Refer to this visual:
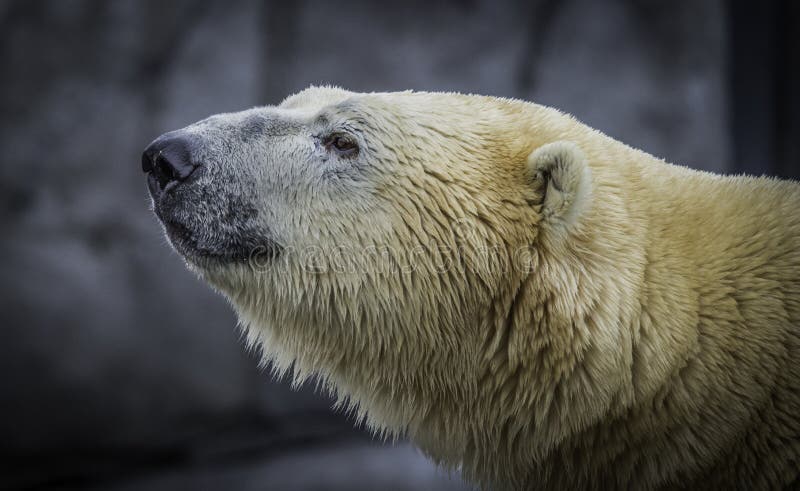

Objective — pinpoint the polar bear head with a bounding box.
[142,86,598,485]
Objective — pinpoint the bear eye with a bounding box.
[323,133,359,156]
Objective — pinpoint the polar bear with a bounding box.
[142,86,800,490]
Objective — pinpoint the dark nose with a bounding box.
[141,133,200,195]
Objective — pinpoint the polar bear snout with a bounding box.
[141,131,203,200]
[141,124,278,266]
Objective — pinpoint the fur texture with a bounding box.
[146,87,800,490]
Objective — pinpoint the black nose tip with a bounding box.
[142,133,200,195]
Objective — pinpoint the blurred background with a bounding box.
[0,1,797,490]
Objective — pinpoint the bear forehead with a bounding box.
[278,86,505,122]
[280,85,357,110]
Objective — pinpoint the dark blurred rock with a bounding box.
[0,0,727,489]
[96,443,469,491]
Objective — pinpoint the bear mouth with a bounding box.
[158,213,281,267]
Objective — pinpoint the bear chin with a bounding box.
[162,218,282,267]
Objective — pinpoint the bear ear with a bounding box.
[528,141,592,232]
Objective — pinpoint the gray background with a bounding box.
[0,1,797,490]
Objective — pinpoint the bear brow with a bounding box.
[317,98,366,123]
[316,114,330,126]
[316,111,373,136]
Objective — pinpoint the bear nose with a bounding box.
[142,133,200,196]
